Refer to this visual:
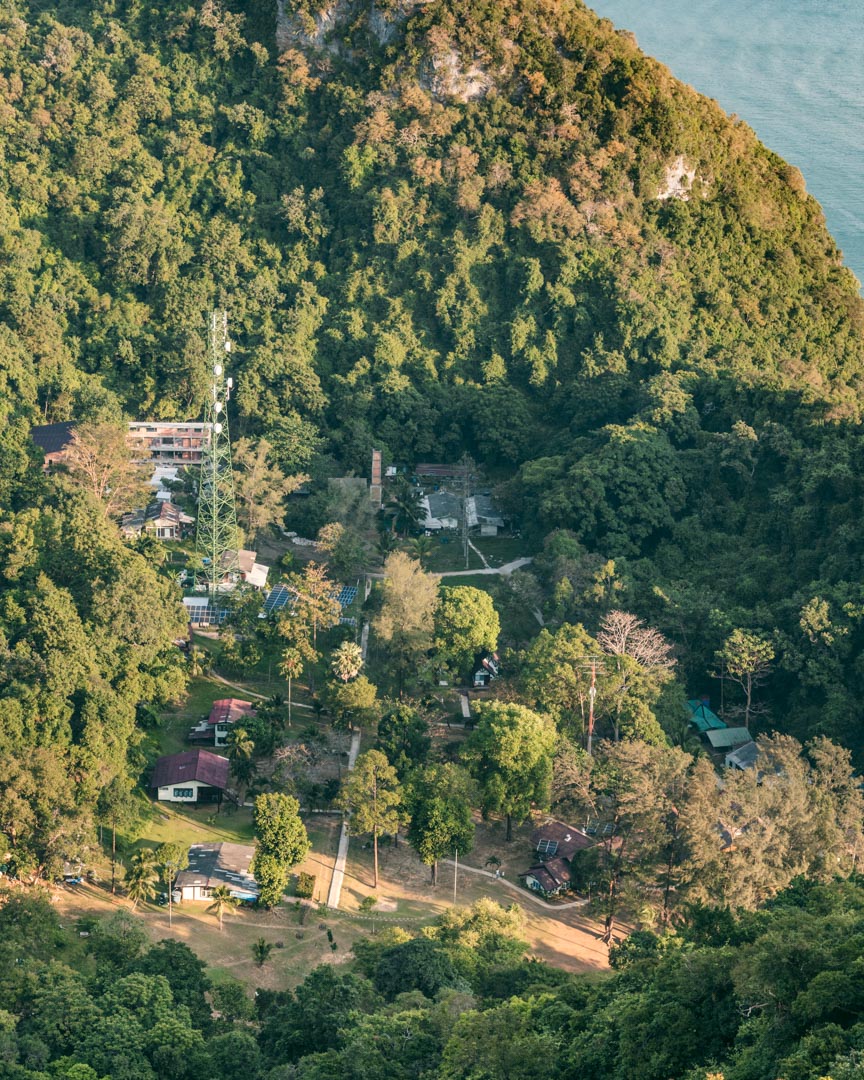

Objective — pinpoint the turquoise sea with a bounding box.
[588,0,864,286]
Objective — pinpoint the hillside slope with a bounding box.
[2,0,864,745]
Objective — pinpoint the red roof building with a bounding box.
[208,699,256,726]
[150,749,229,804]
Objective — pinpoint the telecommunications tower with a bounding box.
[196,310,239,596]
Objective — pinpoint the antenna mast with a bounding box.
[196,310,239,597]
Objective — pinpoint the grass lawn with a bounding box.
[132,801,257,851]
[469,535,532,567]
[421,539,487,573]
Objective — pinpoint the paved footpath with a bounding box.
[326,728,361,909]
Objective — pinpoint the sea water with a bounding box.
[588,0,864,286]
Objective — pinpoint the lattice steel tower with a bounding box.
[196,310,239,596]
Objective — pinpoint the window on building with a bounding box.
[173,787,194,799]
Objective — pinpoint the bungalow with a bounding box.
[221,548,270,589]
[121,500,194,541]
[531,819,595,861]
[188,698,256,747]
[150,749,229,805]
[173,842,259,903]
[520,857,573,898]
[466,493,507,536]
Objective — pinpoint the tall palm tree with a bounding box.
[207,885,239,930]
[387,480,425,537]
[126,850,158,908]
[279,648,304,728]
[331,641,363,683]
[227,727,257,804]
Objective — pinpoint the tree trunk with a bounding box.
[393,828,399,849]
[431,861,437,885]
[288,677,292,728]
[506,814,513,842]
[373,829,379,889]
[111,819,117,895]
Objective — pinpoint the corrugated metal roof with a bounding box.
[706,726,752,749]
[687,699,726,731]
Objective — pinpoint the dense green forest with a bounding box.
[3,881,864,1079]
[3,0,864,1073]
[3,0,864,751]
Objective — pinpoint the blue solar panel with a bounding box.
[264,583,291,614]
[335,585,358,609]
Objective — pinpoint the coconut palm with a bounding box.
[227,727,257,803]
[252,938,273,967]
[407,535,434,567]
[126,850,158,908]
[387,480,425,537]
[279,647,304,728]
[330,641,363,683]
[207,885,239,930]
[188,645,208,677]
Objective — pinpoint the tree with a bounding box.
[233,436,307,539]
[337,750,402,888]
[279,647,304,727]
[463,702,557,841]
[252,793,310,907]
[408,535,434,567]
[434,586,500,675]
[326,674,379,730]
[156,843,189,926]
[716,629,775,726]
[97,773,139,895]
[375,704,431,779]
[188,645,209,677]
[331,640,363,682]
[372,552,439,694]
[208,885,239,931]
[125,850,158,908]
[284,561,341,651]
[252,938,274,967]
[598,610,676,742]
[406,764,475,884]
[63,421,150,516]
[385,479,425,537]
[226,726,256,801]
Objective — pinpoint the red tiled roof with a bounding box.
[208,698,256,726]
[150,749,229,790]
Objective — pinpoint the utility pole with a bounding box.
[196,310,239,597]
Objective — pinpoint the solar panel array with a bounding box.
[184,599,230,625]
[335,585,358,608]
[263,583,291,615]
[536,838,558,856]
[262,581,357,618]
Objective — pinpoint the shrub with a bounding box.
[295,872,316,899]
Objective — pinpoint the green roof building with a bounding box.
[686,698,726,732]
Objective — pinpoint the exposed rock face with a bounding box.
[275,0,351,53]
[657,155,697,201]
[276,0,430,54]
[421,44,494,102]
